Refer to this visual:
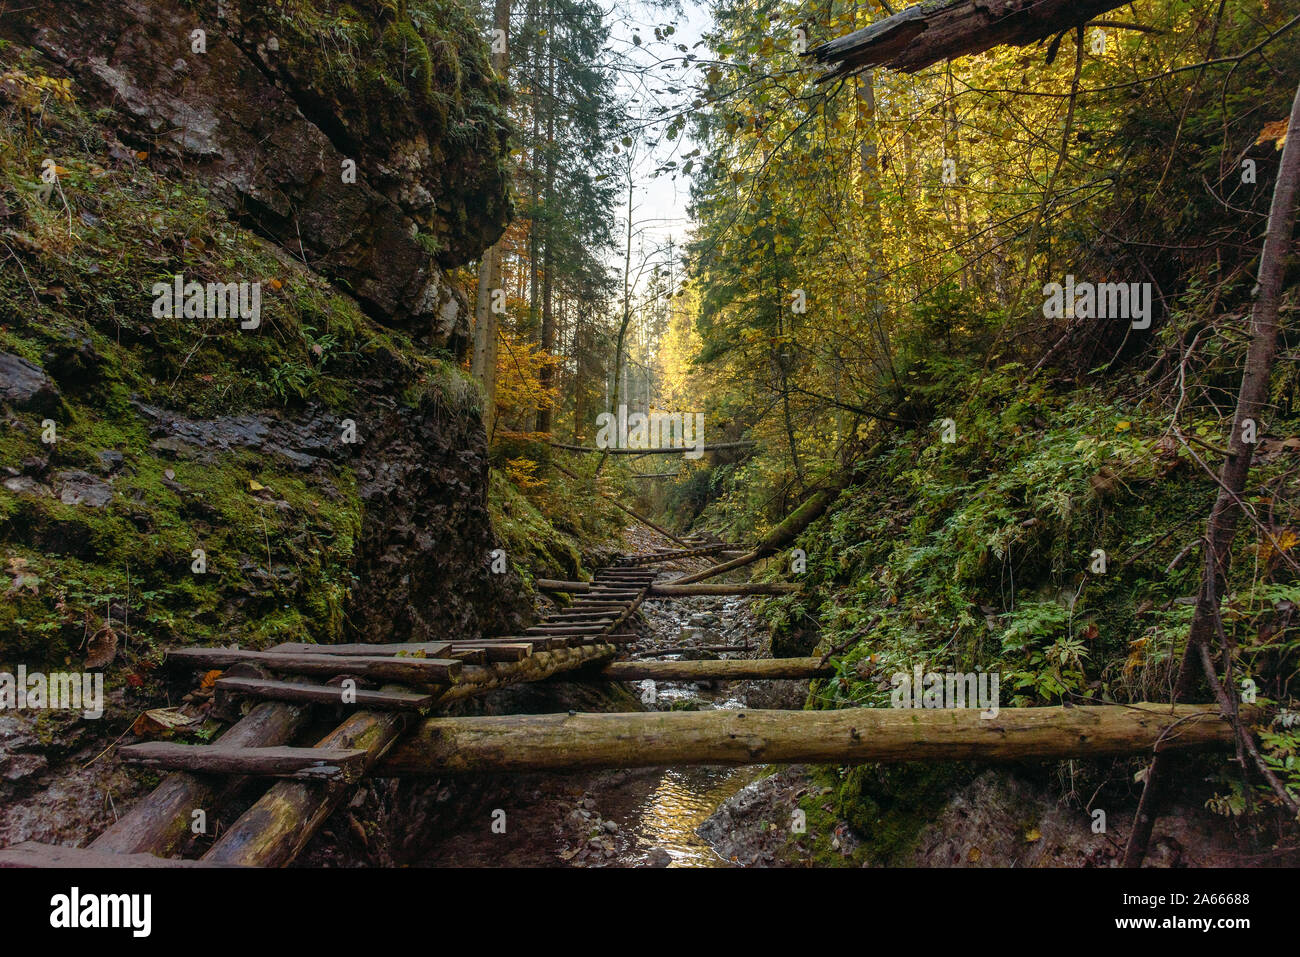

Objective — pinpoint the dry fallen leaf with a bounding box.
[84,624,118,669]
[1024,826,1042,843]
[131,707,197,738]
[968,846,982,863]
[1257,117,1290,151]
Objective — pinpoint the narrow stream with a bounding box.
[413,572,806,867]
[621,765,762,866]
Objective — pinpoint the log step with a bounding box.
[270,641,452,658]
[214,676,435,710]
[448,641,534,662]
[526,624,608,635]
[166,647,460,684]
[119,743,368,781]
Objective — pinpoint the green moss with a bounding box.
[0,49,374,666]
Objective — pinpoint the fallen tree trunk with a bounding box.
[670,481,844,586]
[377,704,1234,775]
[536,579,800,596]
[805,0,1130,78]
[653,582,799,596]
[633,644,751,658]
[552,461,689,546]
[551,441,754,454]
[600,658,832,681]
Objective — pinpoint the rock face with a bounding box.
[0,0,528,852]
[0,0,511,343]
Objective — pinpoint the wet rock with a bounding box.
[55,470,112,507]
[645,847,672,867]
[602,820,619,834]
[0,351,59,412]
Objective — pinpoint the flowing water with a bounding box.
[414,577,802,867]
[619,765,762,866]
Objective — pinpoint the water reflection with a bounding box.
[627,766,760,867]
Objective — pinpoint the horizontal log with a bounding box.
[214,677,435,710]
[270,641,452,658]
[448,641,533,662]
[0,841,242,868]
[537,579,799,597]
[165,648,460,684]
[377,704,1235,775]
[652,582,799,596]
[118,743,368,781]
[550,441,754,454]
[526,624,608,635]
[600,658,832,681]
[633,644,751,658]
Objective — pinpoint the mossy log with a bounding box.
[377,704,1235,775]
[670,483,843,585]
[434,643,617,705]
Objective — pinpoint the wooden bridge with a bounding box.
[0,539,1237,868]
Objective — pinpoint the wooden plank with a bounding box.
[526,624,608,635]
[214,676,434,711]
[448,641,533,662]
[0,841,242,868]
[444,647,488,665]
[118,743,368,781]
[166,648,460,684]
[271,641,452,658]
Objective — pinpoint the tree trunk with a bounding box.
[377,704,1235,776]
[470,0,512,432]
